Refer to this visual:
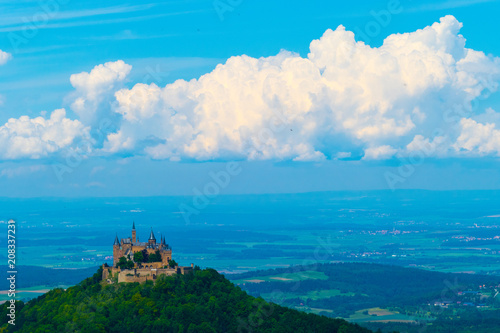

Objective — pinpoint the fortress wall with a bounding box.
[102,266,121,282]
[131,246,145,253]
[119,272,152,283]
[112,248,125,265]
[161,250,172,265]
[155,268,177,276]
[178,266,194,275]
[103,264,192,284]
[140,262,165,269]
[102,267,109,280]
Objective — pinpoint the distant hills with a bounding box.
[0,266,372,333]
[0,266,99,290]
[5,262,500,332]
[229,262,500,332]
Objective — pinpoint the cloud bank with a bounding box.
[2,15,500,161]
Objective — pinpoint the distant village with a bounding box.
[433,287,500,309]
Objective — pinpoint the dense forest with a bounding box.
[231,262,500,332]
[233,262,500,313]
[0,267,373,333]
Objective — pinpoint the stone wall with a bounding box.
[102,264,192,284]
[161,250,172,266]
[112,246,125,266]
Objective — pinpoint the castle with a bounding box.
[102,222,193,283]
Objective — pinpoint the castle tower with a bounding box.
[113,234,121,266]
[132,221,136,243]
[148,228,156,246]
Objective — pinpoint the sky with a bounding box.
[1,0,500,197]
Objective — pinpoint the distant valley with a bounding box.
[229,262,500,332]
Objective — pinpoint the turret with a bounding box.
[113,234,121,267]
[113,234,120,247]
[148,228,156,245]
[132,221,136,243]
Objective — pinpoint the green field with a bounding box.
[232,270,328,284]
[347,308,419,323]
[0,285,71,303]
[261,288,355,301]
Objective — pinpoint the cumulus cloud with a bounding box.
[69,60,132,125]
[1,15,500,162]
[0,50,11,65]
[406,134,449,157]
[453,117,500,155]
[0,109,89,159]
[101,15,500,161]
[363,145,398,160]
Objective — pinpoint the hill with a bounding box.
[229,262,500,332]
[0,266,372,333]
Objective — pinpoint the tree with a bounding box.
[117,257,127,269]
[141,249,149,263]
[0,267,373,333]
[134,251,144,263]
[117,256,134,269]
[148,250,162,263]
[169,259,178,267]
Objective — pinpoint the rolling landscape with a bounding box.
[2,0,500,331]
[2,191,500,331]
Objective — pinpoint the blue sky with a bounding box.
[0,0,500,196]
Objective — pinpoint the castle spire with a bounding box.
[149,228,156,241]
[113,234,120,246]
[132,221,137,243]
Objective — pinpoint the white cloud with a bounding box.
[0,109,89,159]
[453,118,500,155]
[0,49,11,65]
[99,15,500,161]
[335,152,352,159]
[363,145,398,160]
[406,134,449,157]
[90,166,105,176]
[2,15,500,162]
[69,60,132,125]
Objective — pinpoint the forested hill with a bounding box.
[0,267,372,333]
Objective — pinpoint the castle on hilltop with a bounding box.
[102,222,193,283]
[112,221,172,267]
